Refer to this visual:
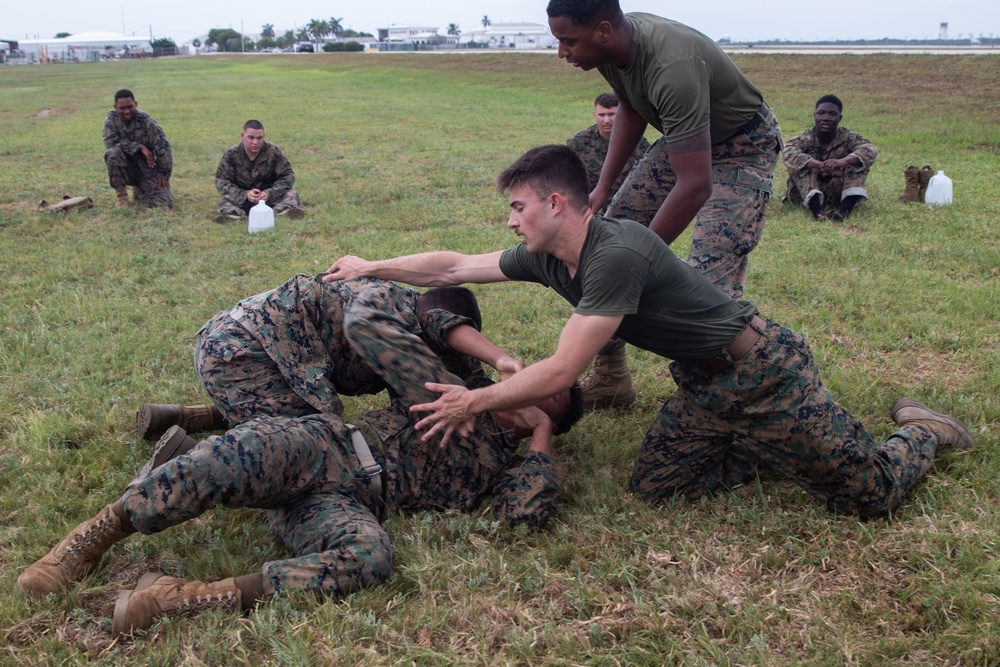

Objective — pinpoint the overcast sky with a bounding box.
[6,0,998,44]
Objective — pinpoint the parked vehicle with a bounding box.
[295,43,314,52]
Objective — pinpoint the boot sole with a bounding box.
[131,426,195,484]
[151,426,194,469]
[136,405,167,441]
[890,398,974,451]
[113,572,165,637]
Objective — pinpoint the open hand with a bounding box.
[410,382,477,447]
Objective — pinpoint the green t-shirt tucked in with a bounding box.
[597,13,763,144]
[499,216,759,363]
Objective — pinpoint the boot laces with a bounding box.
[167,589,240,617]
[61,514,114,565]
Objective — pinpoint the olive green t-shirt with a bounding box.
[499,216,758,363]
[597,13,763,144]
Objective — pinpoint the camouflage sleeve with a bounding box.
[844,130,878,169]
[418,309,479,349]
[102,111,141,154]
[566,132,586,153]
[148,118,172,179]
[215,148,248,206]
[262,145,295,203]
[343,285,464,406]
[490,450,568,528]
[781,129,815,172]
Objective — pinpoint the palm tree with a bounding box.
[328,17,344,38]
[447,23,461,36]
[307,19,329,44]
[261,23,275,39]
[481,15,491,30]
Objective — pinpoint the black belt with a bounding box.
[720,102,769,143]
[692,315,766,379]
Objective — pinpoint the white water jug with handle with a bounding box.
[248,200,275,233]
[924,171,953,205]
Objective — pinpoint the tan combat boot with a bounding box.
[579,348,637,409]
[136,404,227,441]
[17,501,134,599]
[114,186,129,208]
[132,426,199,483]
[899,166,920,202]
[917,165,934,203]
[113,573,245,636]
[890,398,974,451]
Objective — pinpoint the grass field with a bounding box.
[1,52,998,665]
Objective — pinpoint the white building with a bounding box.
[378,25,441,45]
[462,23,557,49]
[13,32,152,63]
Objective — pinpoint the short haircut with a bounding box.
[243,119,265,132]
[553,383,584,436]
[546,0,623,28]
[815,94,843,112]
[594,92,619,109]
[114,89,135,102]
[417,286,483,331]
[497,145,590,212]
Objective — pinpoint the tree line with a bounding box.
[202,19,373,53]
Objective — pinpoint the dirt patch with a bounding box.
[32,107,72,118]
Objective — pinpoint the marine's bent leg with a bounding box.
[605,137,676,227]
[629,387,735,501]
[265,493,392,595]
[122,415,351,533]
[194,312,321,426]
[688,112,779,300]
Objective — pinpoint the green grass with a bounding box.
[1,53,998,665]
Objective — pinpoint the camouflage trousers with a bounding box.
[783,165,870,212]
[104,147,174,208]
[194,311,340,426]
[217,189,301,218]
[121,413,392,597]
[607,108,781,300]
[629,320,939,518]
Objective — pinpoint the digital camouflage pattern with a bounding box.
[195,275,480,426]
[215,142,299,216]
[607,108,781,300]
[122,295,566,597]
[567,124,651,197]
[782,126,878,212]
[629,320,939,518]
[102,109,174,208]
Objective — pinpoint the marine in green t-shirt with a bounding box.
[546,0,784,408]
[321,144,974,520]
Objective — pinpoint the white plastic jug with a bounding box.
[924,171,953,206]
[248,200,275,233]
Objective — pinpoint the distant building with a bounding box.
[14,32,152,63]
[462,23,557,49]
[0,38,19,63]
[374,24,459,51]
[939,22,949,40]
